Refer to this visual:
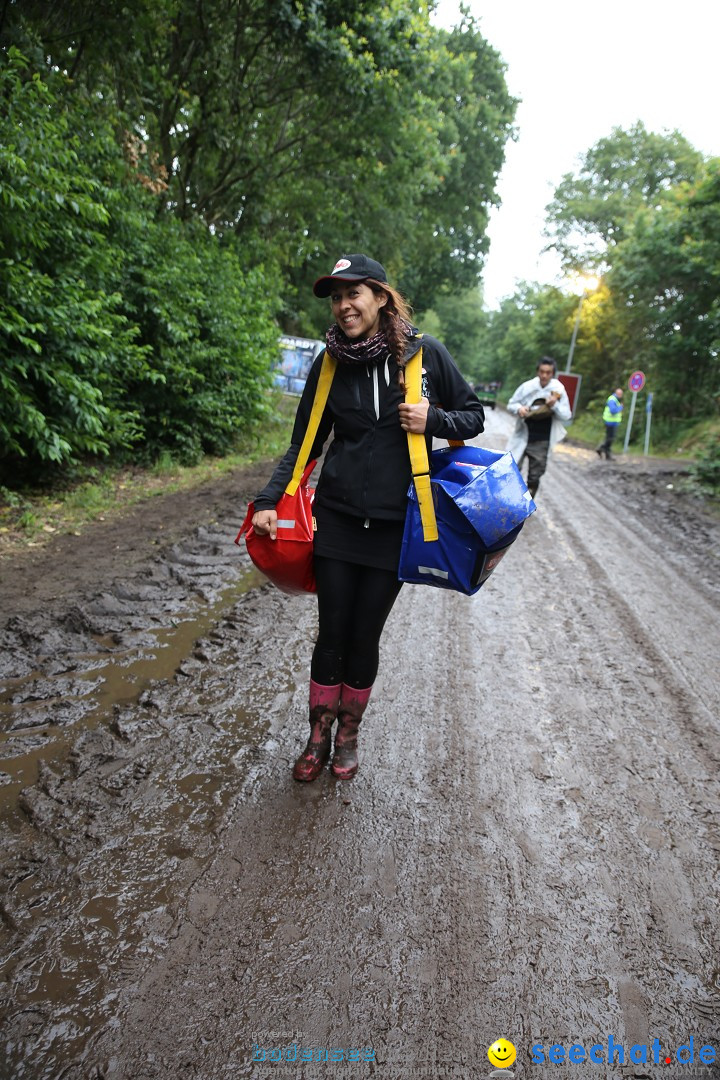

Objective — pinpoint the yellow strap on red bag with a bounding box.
[251,342,455,553]
[284,351,337,496]
[235,350,337,594]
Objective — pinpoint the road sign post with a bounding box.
[644,392,653,456]
[623,371,646,454]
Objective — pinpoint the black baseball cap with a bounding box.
[313,254,388,297]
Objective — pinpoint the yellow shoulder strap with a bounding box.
[285,350,337,495]
[405,345,438,542]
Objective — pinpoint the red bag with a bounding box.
[236,460,317,594]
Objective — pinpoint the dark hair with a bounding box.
[537,356,557,374]
[367,280,414,379]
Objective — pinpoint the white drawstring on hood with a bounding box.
[367,355,391,420]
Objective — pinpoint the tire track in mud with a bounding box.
[77,592,505,1078]
[2,440,719,1079]
[79,458,720,1078]
[495,462,720,1060]
[546,460,720,755]
[0,583,322,1080]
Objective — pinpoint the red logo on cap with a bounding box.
[332,259,352,274]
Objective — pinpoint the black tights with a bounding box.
[311,556,403,689]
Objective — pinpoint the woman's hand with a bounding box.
[252,509,278,539]
[398,398,429,434]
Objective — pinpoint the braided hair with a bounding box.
[368,281,414,389]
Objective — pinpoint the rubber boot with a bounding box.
[331,684,372,780]
[528,482,538,499]
[292,680,341,782]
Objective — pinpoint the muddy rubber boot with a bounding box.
[292,680,341,783]
[331,684,372,780]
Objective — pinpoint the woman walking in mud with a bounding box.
[251,254,485,781]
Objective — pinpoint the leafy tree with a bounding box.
[114,214,280,463]
[0,48,281,479]
[690,435,720,494]
[479,284,578,395]
[8,1,516,316]
[610,160,720,418]
[393,12,517,312]
[477,279,641,417]
[1,2,519,483]
[287,10,516,332]
[0,50,150,471]
[420,287,487,382]
[9,1,437,234]
[545,121,705,273]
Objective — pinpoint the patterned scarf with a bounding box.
[325,323,390,366]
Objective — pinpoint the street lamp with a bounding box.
[565,274,599,374]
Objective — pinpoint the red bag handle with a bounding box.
[236,458,317,543]
[295,458,317,489]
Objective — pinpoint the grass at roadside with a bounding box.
[565,409,720,460]
[0,394,297,558]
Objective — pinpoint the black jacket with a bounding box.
[254,333,485,522]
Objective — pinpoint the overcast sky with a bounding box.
[432,0,720,308]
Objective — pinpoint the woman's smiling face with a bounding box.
[331,281,387,340]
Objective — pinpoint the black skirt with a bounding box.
[313,502,405,573]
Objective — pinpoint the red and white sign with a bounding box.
[558,372,582,416]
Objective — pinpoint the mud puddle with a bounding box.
[0,578,316,1080]
[0,511,298,1078]
[1,433,719,1079]
[0,562,264,808]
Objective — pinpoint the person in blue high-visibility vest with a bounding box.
[596,387,624,460]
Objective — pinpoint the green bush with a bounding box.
[0,50,150,472]
[114,214,279,463]
[690,435,720,494]
[0,50,281,482]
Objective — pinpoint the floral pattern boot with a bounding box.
[331,684,372,780]
[292,680,342,782]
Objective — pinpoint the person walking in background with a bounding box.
[506,357,572,499]
[596,387,624,460]
[251,254,485,782]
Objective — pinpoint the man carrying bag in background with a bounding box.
[506,357,572,499]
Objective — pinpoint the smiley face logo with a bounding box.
[488,1038,517,1069]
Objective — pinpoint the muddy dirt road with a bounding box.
[1,408,719,1080]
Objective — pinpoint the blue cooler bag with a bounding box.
[399,445,536,595]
